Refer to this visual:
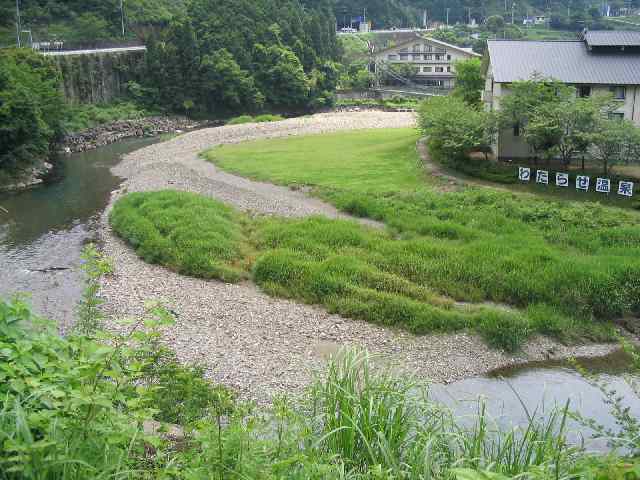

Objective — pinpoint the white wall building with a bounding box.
[484,30,640,159]
[373,33,480,89]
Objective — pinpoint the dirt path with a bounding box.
[100,111,617,404]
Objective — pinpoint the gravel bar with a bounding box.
[99,111,618,405]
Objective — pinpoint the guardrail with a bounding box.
[32,39,145,53]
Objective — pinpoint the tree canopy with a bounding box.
[134,0,339,115]
[0,48,65,172]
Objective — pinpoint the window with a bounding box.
[609,112,625,121]
[423,66,432,72]
[435,66,444,73]
[513,123,521,137]
[387,54,398,60]
[424,54,432,60]
[425,45,432,52]
[447,66,451,72]
[413,44,421,52]
[435,54,442,60]
[578,85,591,98]
[610,86,626,100]
[447,54,451,60]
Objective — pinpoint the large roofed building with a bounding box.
[484,31,640,159]
[373,33,480,89]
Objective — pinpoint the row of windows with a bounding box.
[389,53,452,61]
[410,44,446,53]
[421,66,451,73]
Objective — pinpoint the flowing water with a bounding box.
[0,137,158,333]
[0,137,638,449]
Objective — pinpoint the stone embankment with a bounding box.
[61,116,210,153]
[99,111,619,405]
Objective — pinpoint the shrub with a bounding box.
[418,96,497,159]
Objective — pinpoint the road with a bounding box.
[42,46,146,56]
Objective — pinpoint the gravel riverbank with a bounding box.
[99,111,619,404]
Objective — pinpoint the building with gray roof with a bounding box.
[484,31,640,159]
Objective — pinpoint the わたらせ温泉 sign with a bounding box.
[518,167,634,197]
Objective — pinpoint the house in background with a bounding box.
[483,30,640,159]
[373,33,480,89]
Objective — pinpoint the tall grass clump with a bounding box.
[306,349,584,479]
[109,190,248,282]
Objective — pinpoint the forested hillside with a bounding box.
[0,0,185,46]
[133,0,339,114]
[329,0,639,29]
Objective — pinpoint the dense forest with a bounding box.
[331,0,640,28]
[133,0,340,114]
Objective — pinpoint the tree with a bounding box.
[485,15,505,33]
[199,49,264,112]
[524,96,604,165]
[418,95,496,159]
[498,77,574,144]
[591,119,640,176]
[0,49,65,173]
[452,58,484,106]
[253,43,310,109]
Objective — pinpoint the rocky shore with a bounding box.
[98,111,620,405]
[61,116,210,153]
[0,161,54,193]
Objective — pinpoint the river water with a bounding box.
[0,137,638,449]
[0,137,158,333]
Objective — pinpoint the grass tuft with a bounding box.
[109,190,248,282]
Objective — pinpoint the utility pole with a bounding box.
[120,0,125,38]
[15,0,21,47]
[467,7,472,25]
[446,7,450,26]
[512,2,516,24]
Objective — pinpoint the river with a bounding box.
[0,137,637,450]
[0,137,158,333]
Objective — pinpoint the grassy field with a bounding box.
[206,128,424,193]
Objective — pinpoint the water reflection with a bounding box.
[433,352,639,451]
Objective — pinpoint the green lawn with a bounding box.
[205,128,424,193]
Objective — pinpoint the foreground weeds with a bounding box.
[2,299,637,479]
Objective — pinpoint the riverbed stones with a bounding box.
[98,111,619,405]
